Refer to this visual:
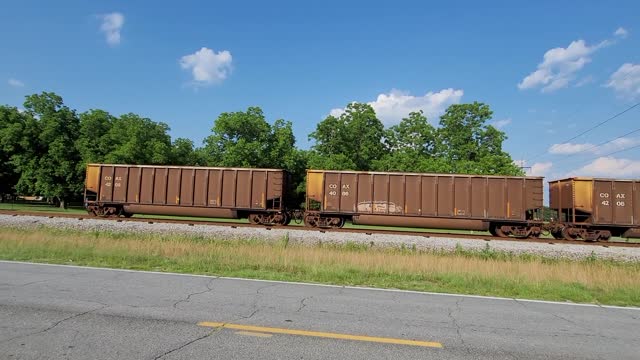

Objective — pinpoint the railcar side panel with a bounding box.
[471,177,486,218]
[306,170,543,224]
[405,175,421,215]
[507,178,522,219]
[550,178,639,226]
[454,177,470,217]
[99,166,114,202]
[487,178,505,219]
[340,173,357,212]
[421,176,437,216]
[438,177,454,217]
[126,167,141,203]
[86,164,288,218]
[153,168,168,204]
[140,168,154,204]
[193,169,208,206]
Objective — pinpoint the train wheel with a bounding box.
[561,227,578,241]
[489,226,498,237]
[276,212,291,226]
[248,214,263,225]
[303,214,318,228]
[330,217,345,229]
[491,224,508,237]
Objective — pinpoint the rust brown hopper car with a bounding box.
[549,177,640,240]
[304,169,544,237]
[84,164,291,225]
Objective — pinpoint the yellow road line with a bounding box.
[198,322,442,348]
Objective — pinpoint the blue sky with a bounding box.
[1,0,639,179]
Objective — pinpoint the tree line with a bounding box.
[0,92,523,207]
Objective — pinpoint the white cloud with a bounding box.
[8,78,24,87]
[548,137,640,155]
[549,142,594,155]
[518,38,612,92]
[99,12,124,46]
[614,27,628,38]
[490,118,511,129]
[530,162,553,176]
[574,75,595,87]
[514,160,553,176]
[574,157,640,177]
[605,63,640,98]
[328,88,464,125]
[180,47,233,86]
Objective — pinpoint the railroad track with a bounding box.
[1,210,639,248]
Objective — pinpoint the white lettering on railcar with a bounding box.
[341,191,350,196]
[616,193,626,199]
[599,193,609,198]
[328,191,337,196]
[104,176,112,181]
[616,201,625,207]
[601,200,609,206]
[328,183,338,189]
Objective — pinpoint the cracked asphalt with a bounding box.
[0,261,638,359]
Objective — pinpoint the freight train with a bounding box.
[84,164,640,241]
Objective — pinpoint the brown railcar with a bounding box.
[84,164,290,225]
[549,177,640,240]
[305,169,544,237]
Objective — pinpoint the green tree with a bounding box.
[202,107,301,169]
[12,92,83,208]
[77,109,116,164]
[308,102,384,171]
[202,107,307,204]
[437,102,523,175]
[0,106,26,200]
[203,107,272,167]
[170,137,205,165]
[104,113,173,165]
[373,110,450,172]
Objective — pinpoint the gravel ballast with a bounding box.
[1,214,639,262]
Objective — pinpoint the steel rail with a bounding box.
[1,210,639,248]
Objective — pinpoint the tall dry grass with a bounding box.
[1,226,639,305]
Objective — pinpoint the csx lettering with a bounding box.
[342,184,350,189]
[616,193,626,199]
[115,176,122,181]
[329,191,337,196]
[328,184,338,189]
[104,176,112,181]
[617,201,625,207]
[341,191,350,196]
[599,193,609,198]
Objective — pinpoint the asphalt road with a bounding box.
[0,261,638,359]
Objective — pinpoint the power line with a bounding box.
[550,126,640,163]
[583,127,640,154]
[525,101,640,163]
[568,143,640,176]
[599,143,640,158]
[562,102,640,143]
